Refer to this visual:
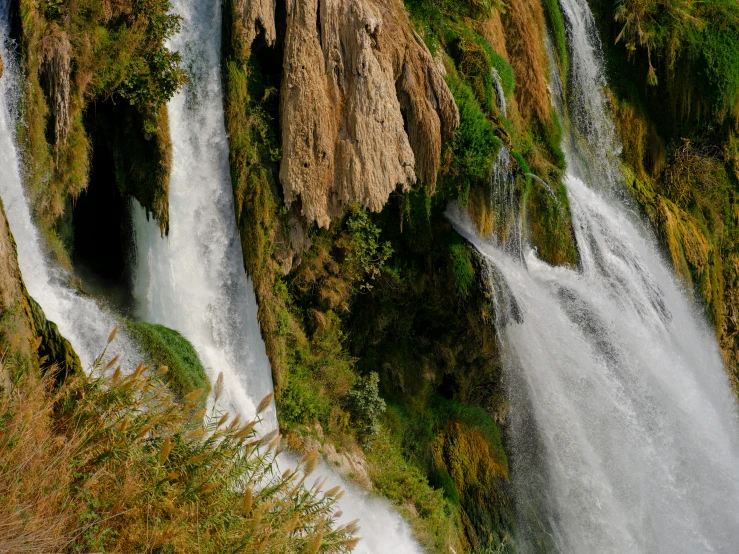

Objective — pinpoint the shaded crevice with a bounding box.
[71,106,134,310]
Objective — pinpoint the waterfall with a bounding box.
[449,0,739,552]
[131,0,424,551]
[0,0,138,369]
[491,67,507,117]
[489,145,522,259]
[557,0,622,190]
[130,0,275,426]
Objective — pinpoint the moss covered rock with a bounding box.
[126,321,209,403]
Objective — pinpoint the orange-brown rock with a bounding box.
[234,0,277,47]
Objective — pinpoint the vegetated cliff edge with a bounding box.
[222,0,576,550]
[0,195,80,382]
[14,0,184,265]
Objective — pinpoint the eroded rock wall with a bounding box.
[238,0,459,228]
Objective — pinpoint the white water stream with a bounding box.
[130,0,424,551]
[449,0,739,552]
[0,1,138,369]
[130,0,274,426]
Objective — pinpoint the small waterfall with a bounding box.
[489,145,523,259]
[557,0,622,189]
[131,0,425,551]
[0,0,138,369]
[449,0,739,552]
[491,67,507,117]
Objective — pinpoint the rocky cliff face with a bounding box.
[0,199,80,380]
[239,0,459,228]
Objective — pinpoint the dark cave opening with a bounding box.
[71,102,135,312]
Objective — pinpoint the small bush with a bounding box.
[445,74,500,199]
[346,372,386,447]
[344,206,393,292]
[448,239,476,299]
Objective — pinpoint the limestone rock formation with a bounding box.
[235,0,277,47]
[38,24,71,148]
[237,0,459,228]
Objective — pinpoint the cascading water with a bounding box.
[491,67,507,118]
[130,0,274,426]
[0,0,138,369]
[131,0,424,551]
[449,0,739,552]
[489,145,523,259]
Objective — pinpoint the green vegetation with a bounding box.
[346,372,386,447]
[542,0,569,78]
[0,347,357,553]
[593,0,739,390]
[609,0,739,125]
[18,0,186,247]
[126,321,209,402]
[445,73,501,203]
[449,238,477,299]
[217,0,586,549]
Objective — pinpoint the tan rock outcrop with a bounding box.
[235,0,277,48]
[38,24,71,148]
[237,0,459,228]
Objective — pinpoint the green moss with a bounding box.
[445,25,514,115]
[369,407,466,553]
[443,73,501,205]
[126,322,209,402]
[449,238,476,299]
[27,296,83,382]
[541,0,569,79]
[526,177,579,267]
[279,310,356,430]
[697,20,739,124]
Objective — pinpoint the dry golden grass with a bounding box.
[0,334,358,553]
[501,0,550,123]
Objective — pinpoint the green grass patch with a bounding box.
[448,237,476,299]
[126,321,209,403]
[541,0,569,78]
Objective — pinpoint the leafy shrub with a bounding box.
[613,0,739,124]
[345,372,386,447]
[0,339,358,553]
[448,239,476,299]
[280,312,356,430]
[445,74,501,201]
[345,206,393,292]
[697,21,739,123]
